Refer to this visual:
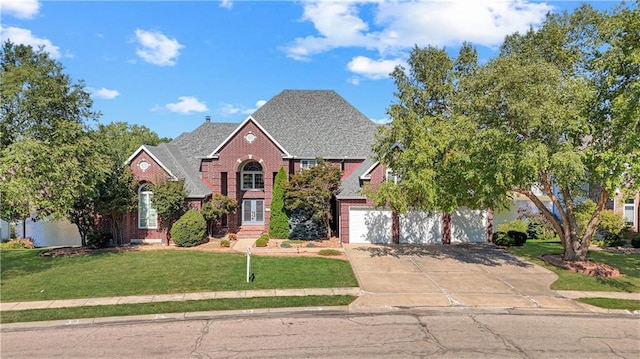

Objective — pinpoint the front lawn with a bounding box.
[507,240,640,293]
[0,249,358,302]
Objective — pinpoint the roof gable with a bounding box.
[207,116,291,158]
[125,145,177,179]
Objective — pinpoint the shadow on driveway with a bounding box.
[355,243,534,268]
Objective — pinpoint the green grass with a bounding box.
[508,240,640,293]
[576,298,640,311]
[0,249,357,302]
[0,295,356,324]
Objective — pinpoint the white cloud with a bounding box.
[134,29,184,66]
[347,56,403,80]
[284,0,552,60]
[0,26,60,59]
[1,0,40,19]
[217,100,266,117]
[372,117,391,125]
[153,96,208,114]
[88,87,119,100]
[220,0,233,10]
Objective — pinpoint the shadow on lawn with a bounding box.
[356,243,534,268]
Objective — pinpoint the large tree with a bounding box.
[375,3,639,261]
[0,41,105,242]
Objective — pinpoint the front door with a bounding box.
[242,199,264,225]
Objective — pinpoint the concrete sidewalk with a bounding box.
[0,288,361,312]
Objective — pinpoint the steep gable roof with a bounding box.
[250,90,380,158]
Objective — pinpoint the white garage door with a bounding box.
[348,207,442,244]
[451,208,488,243]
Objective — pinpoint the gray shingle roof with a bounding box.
[250,90,380,158]
[140,90,380,199]
[144,143,212,198]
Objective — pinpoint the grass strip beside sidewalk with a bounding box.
[0,295,357,324]
[0,249,357,302]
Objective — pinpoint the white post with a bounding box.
[246,246,252,283]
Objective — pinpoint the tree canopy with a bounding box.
[373,3,639,261]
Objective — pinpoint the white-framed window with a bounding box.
[386,168,400,184]
[624,199,636,226]
[301,159,317,170]
[138,185,157,229]
[242,161,264,190]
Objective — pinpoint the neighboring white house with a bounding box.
[0,218,10,240]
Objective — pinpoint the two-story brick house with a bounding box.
[123,90,490,245]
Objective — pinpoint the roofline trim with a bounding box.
[359,161,380,180]
[124,145,178,180]
[207,116,292,158]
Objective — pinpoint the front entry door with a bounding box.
[242,199,264,225]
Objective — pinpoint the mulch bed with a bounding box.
[539,254,620,278]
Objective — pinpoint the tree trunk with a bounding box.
[442,213,451,244]
[487,209,494,243]
[22,219,27,239]
[391,209,400,244]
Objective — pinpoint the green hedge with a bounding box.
[170,209,206,247]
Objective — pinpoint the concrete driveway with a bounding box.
[344,243,588,312]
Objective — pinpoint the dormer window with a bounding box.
[242,161,264,190]
[301,159,317,170]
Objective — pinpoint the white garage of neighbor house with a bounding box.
[348,207,489,244]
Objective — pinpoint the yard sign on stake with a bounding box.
[246,246,251,283]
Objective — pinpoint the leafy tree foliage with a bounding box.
[268,166,290,239]
[151,179,187,241]
[0,42,105,244]
[375,4,639,261]
[284,159,341,239]
[201,193,237,236]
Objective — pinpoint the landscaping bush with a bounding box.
[269,166,290,239]
[598,209,625,235]
[603,233,625,247]
[497,219,528,234]
[306,242,315,248]
[87,232,112,249]
[492,232,514,246]
[170,209,206,247]
[255,238,268,247]
[220,239,231,247]
[507,230,527,246]
[631,235,640,248]
[227,233,237,241]
[318,249,341,256]
[0,238,35,249]
[280,242,292,248]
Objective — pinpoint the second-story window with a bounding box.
[242,161,264,190]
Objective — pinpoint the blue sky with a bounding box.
[1,0,619,139]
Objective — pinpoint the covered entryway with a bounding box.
[348,207,487,244]
[242,199,264,225]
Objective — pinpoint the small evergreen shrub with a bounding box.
[259,233,270,242]
[269,166,290,239]
[87,232,112,249]
[306,242,315,248]
[603,233,625,247]
[170,209,206,247]
[507,231,528,246]
[631,235,640,248]
[255,238,268,247]
[220,239,231,247]
[493,232,514,246]
[280,242,292,248]
[318,249,341,256]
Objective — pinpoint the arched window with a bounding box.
[138,184,158,229]
[242,161,264,190]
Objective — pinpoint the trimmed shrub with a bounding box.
[170,209,206,247]
[507,231,527,246]
[255,238,268,247]
[598,209,625,235]
[493,232,514,246]
[87,232,112,249]
[631,235,640,248]
[306,242,315,248]
[220,239,231,247]
[227,233,238,241]
[280,242,292,248]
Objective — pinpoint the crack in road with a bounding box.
[190,319,213,359]
[470,315,533,359]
